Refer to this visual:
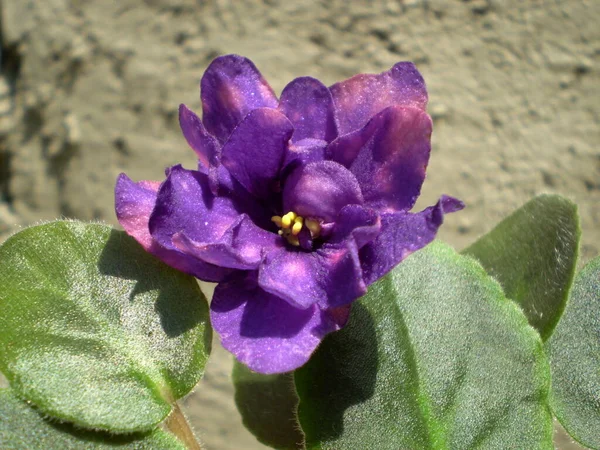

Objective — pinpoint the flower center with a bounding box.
[271,211,322,247]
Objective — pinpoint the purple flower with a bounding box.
[115,55,463,374]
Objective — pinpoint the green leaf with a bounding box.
[463,194,580,341]
[0,221,211,433]
[232,360,303,450]
[295,242,553,450]
[545,256,600,449]
[0,388,185,449]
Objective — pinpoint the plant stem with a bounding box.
[165,402,202,450]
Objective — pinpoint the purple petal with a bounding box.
[115,174,162,251]
[179,104,220,170]
[149,165,241,245]
[278,77,338,142]
[172,214,282,270]
[258,240,366,310]
[327,106,432,213]
[329,204,381,249]
[283,138,327,171]
[283,160,363,222]
[211,273,350,374]
[221,108,294,199]
[201,55,278,144]
[360,195,464,285]
[330,62,428,135]
[115,173,231,282]
[148,165,278,273]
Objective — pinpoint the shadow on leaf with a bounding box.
[98,229,204,338]
[295,301,377,443]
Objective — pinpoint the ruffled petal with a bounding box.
[258,240,366,310]
[201,55,278,144]
[149,165,242,246]
[148,165,277,273]
[329,204,381,249]
[172,214,282,270]
[278,77,338,142]
[327,106,432,213]
[179,104,220,170]
[360,195,464,285]
[330,62,428,135]
[221,108,294,199]
[211,273,350,374]
[115,173,231,282]
[282,160,363,222]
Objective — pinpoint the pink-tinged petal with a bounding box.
[283,160,363,222]
[201,55,278,144]
[278,77,338,142]
[115,174,161,250]
[179,104,220,170]
[211,273,350,374]
[115,173,232,282]
[330,62,428,135]
[327,106,432,213]
[172,214,282,270]
[221,108,294,199]
[360,195,464,285]
[258,240,366,310]
[329,204,381,249]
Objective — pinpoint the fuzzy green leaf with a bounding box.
[233,360,303,450]
[0,388,185,449]
[546,256,600,449]
[0,221,211,433]
[463,194,579,340]
[295,242,553,450]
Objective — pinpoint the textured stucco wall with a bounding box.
[0,1,597,448]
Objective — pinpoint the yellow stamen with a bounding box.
[292,221,303,236]
[271,216,282,227]
[277,230,283,236]
[281,213,292,228]
[305,218,321,237]
[287,235,300,246]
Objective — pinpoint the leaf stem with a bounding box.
[165,402,202,450]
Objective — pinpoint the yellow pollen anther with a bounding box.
[305,219,322,237]
[271,216,282,227]
[281,215,292,228]
[292,221,303,236]
[277,230,284,236]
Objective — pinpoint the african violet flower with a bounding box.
[115,55,463,374]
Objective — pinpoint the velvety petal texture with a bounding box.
[221,108,294,199]
[259,240,366,310]
[211,274,349,374]
[360,195,465,284]
[201,55,278,144]
[328,106,432,212]
[283,160,363,222]
[330,62,428,135]
[179,104,220,170]
[115,55,463,374]
[115,173,232,282]
[278,77,338,142]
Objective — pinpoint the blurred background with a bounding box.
[0,0,597,448]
